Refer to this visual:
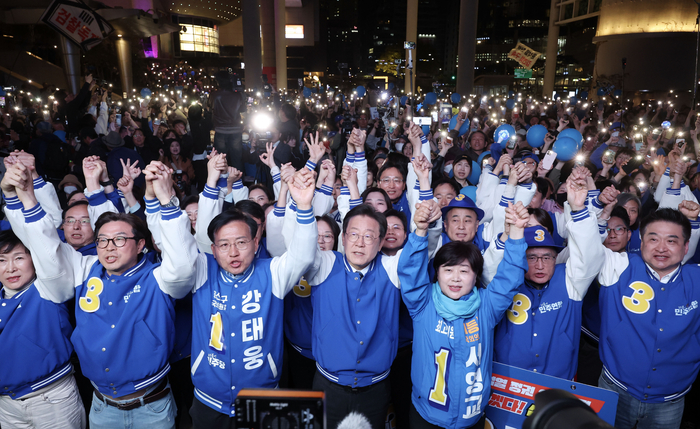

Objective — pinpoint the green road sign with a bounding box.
[514,68,533,79]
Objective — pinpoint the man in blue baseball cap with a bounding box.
[440,193,486,251]
[492,172,604,380]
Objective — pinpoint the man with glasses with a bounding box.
[493,172,604,380]
[2,160,194,429]
[62,201,98,255]
[304,201,441,429]
[184,155,318,428]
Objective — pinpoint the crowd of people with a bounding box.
[1,68,700,429]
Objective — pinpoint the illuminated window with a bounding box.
[179,24,219,53]
[286,25,304,39]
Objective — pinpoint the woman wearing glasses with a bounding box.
[2,159,194,429]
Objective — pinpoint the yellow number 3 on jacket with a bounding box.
[622,281,654,314]
[79,277,104,313]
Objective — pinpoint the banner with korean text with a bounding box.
[508,43,542,69]
[41,0,113,51]
[484,363,618,428]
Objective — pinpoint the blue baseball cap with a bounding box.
[520,152,539,165]
[609,121,625,130]
[441,194,485,221]
[524,226,563,251]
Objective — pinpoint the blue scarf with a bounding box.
[431,282,481,321]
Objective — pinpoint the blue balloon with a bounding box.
[569,97,578,105]
[311,87,318,94]
[264,92,271,97]
[558,128,584,147]
[140,88,152,98]
[450,93,461,104]
[460,185,478,203]
[552,136,578,161]
[613,89,622,97]
[388,83,395,90]
[356,85,366,97]
[448,114,470,137]
[553,93,561,100]
[424,92,437,105]
[302,87,311,98]
[580,91,588,100]
[191,70,195,76]
[526,124,548,148]
[400,95,408,106]
[421,125,430,135]
[467,161,482,186]
[494,124,516,144]
[597,88,606,96]
[508,90,515,97]
[163,84,169,90]
[506,99,515,110]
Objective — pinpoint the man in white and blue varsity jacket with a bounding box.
[3,159,194,429]
[594,198,700,429]
[178,158,318,428]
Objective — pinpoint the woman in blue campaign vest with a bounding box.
[0,230,85,428]
[398,200,529,429]
[3,160,194,429]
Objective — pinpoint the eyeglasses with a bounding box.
[96,236,137,249]
[379,177,404,186]
[606,226,628,235]
[526,255,556,264]
[64,218,91,226]
[346,232,378,245]
[318,233,334,243]
[214,239,252,252]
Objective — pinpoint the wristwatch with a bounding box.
[161,195,180,208]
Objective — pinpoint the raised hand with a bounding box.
[6,162,36,208]
[320,159,336,186]
[413,200,433,234]
[411,154,431,184]
[259,141,277,169]
[679,200,700,221]
[206,153,226,188]
[280,163,296,184]
[117,175,134,196]
[304,131,325,164]
[505,201,529,239]
[566,173,588,211]
[120,158,142,180]
[494,154,513,175]
[145,161,174,204]
[287,168,316,210]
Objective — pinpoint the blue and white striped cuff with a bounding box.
[22,203,45,223]
[340,186,350,196]
[420,136,428,145]
[3,195,22,210]
[518,182,534,190]
[499,195,514,207]
[290,200,297,212]
[349,198,363,208]
[319,184,333,196]
[117,190,125,199]
[418,190,433,201]
[296,208,314,224]
[86,191,108,207]
[664,168,671,177]
[33,177,46,189]
[216,177,228,189]
[202,184,219,200]
[346,154,355,164]
[666,188,681,196]
[160,206,181,220]
[599,225,607,235]
[273,206,285,217]
[232,180,244,190]
[495,237,506,250]
[272,173,281,183]
[355,151,365,161]
[691,220,700,230]
[305,160,317,171]
[413,181,421,191]
[499,178,508,185]
[144,198,160,214]
[571,209,590,222]
[591,196,604,210]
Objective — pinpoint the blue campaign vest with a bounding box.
[310,253,400,387]
[599,255,700,402]
[393,191,412,225]
[71,256,176,397]
[494,265,582,380]
[626,227,641,255]
[283,277,314,360]
[78,242,98,256]
[256,237,271,260]
[581,280,601,342]
[0,285,74,399]
[190,254,285,416]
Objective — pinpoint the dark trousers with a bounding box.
[390,344,412,429]
[285,340,317,390]
[576,335,603,387]
[193,159,208,193]
[409,402,485,429]
[190,397,236,429]
[213,132,243,172]
[170,357,194,429]
[312,371,391,429]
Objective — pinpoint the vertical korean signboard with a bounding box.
[41,0,114,51]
